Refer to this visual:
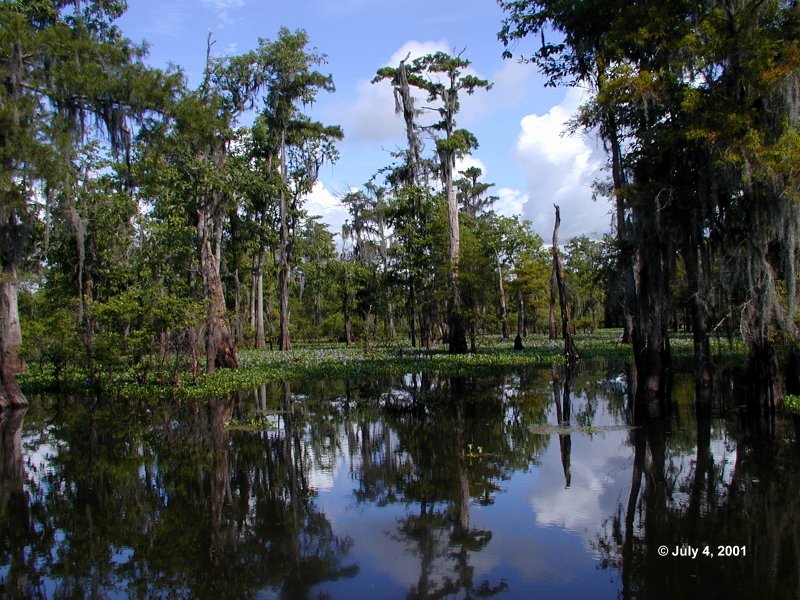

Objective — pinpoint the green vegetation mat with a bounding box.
[18,330,746,401]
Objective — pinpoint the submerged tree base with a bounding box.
[0,359,27,410]
[747,343,783,411]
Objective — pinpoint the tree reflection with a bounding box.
[335,374,552,599]
[598,372,800,600]
[0,408,34,599]
[552,365,573,488]
[0,390,358,599]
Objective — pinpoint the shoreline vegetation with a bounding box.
[17,330,748,402]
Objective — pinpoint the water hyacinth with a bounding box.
[17,332,746,402]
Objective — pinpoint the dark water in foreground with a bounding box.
[1,363,799,599]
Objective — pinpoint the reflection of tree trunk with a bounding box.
[1,408,27,597]
[622,423,646,600]
[416,502,435,599]
[643,414,668,583]
[553,366,572,488]
[687,392,712,542]
[0,408,25,488]
[208,396,234,564]
[455,387,470,537]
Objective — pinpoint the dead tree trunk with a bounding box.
[548,269,558,340]
[552,206,579,366]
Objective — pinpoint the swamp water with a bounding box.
[1,363,799,599]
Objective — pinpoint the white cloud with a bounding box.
[304,181,349,239]
[454,154,486,176]
[387,40,451,67]
[512,88,610,240]
[333,40,451,144]
[138,1,186,36]
[201,0,243,24]
[491,60,536,107]
[222,42,239,56]
[495,187,528,218]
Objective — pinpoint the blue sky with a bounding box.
[118,0,612,241]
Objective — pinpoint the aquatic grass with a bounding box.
[17,329,752,401]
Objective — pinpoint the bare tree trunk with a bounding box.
[249,270,256,335]
[408,283,417,348]
[278,128,292,351]
[513,292,525,350]
[343,284,353,346]
[233,268,241,345]
[496,254,508,339]
[444,153,468,354]
[552,206,579,365]
[0,262,25,409]
[255,249,266,350]
[548,268,558,340]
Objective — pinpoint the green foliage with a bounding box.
[785,394,800,414]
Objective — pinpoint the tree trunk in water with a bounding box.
[747,341,782,411]
[630,197,672,405]
[0,263,25,409]
[685,161,713,390]
[199,212,238,373]
[684,227,712,391]
[605,114,636,345]
[552,206,579,365]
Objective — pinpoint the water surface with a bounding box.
[1,363,798,598]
